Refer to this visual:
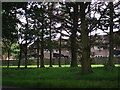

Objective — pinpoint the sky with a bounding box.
[17,1,119,41]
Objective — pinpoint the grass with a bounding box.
[2,65,120,88]
[2,64,120,68]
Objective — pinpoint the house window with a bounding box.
[66,50,69,52]
[56,49,58,52]
[53,49,58,53]
[91,52,95,56]
[44,49,50,53]
[46,49,49,53]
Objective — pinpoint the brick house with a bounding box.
[27,30,120,59]
[27,38,70,59]
[91,30,120,57]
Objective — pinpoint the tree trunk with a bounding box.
[24,16,28,68]
[107,2,114,66]
[40,23,45,68]
[37,39,40,68]
[59,32,62,67]
[7,49,10,68]
[80,3,93,74]
[18,44,22,68]
[25,40,27,68]
[50,49,52,67]
[70,4,78,67]
[49,17,52,67]
[24,6,28,69]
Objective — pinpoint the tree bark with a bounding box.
[80,3,93,74]
[107,2,114,66]
[40,23,45,68]
[24,19,28,69]
[49,17,52,67]
[37,39,40,68]
[70,4,78,67]
[59,32,62,67]
[24,7,28,69]
[50,49,52,67]
[7,49,10,68]
[18,44,22,68]
[24,38,27,68]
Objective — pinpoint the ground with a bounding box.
[2,65,120,88]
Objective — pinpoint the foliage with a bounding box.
[11,44,20,59]
[2,3,19,58]
[2,1,120,72]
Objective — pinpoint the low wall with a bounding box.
[2,57,120,66]
[2,58,71,66]
[92,57,120,64]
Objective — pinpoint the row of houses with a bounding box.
[1,31,120,60]
[27,30,120,59]
[27,46,120,60]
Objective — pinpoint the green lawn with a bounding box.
[2,64,120,68]
[2,65,120,88]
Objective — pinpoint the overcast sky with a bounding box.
[17,1,119,41]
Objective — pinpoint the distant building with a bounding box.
[28,38,70,59]
[2,31,120,60]
[27,31,120,59]
[91,30,120,57]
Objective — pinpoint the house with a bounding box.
[2,31,120,60]
[27,30,120,59]
[91,30,120,57]
[27,38,71,59]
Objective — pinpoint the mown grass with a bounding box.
[2,65,120,88]
[2,64,120,68]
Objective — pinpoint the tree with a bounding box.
[96,1,119,66]
[65,3,78,67]
[52,2,79,67]
[36,38,40,68]
[2,3,18,68]
[58,29,62,67]
[40,15,45,68]
[107,2,114,66]
[79,2,93,73]
[14,2,35,68]
[30,2,49,68]
[17,2,31,68]
[11,43,20,60]
[18,43,22,68]
[47,3,55,67]
[24,7,29,68]
[48,2,94,72]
